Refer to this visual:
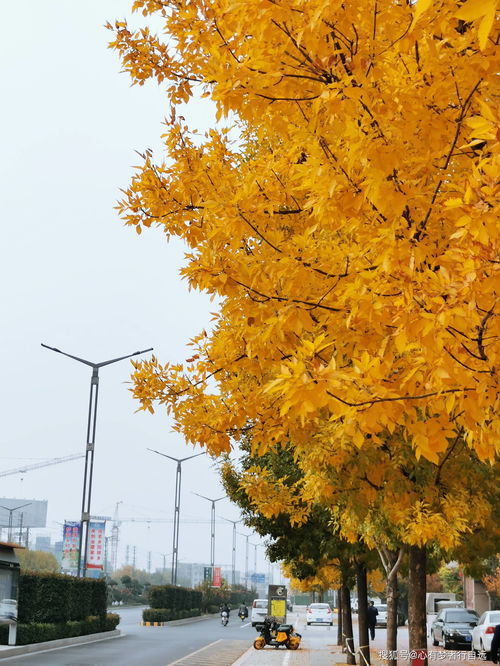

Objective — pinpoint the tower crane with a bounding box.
[0,453,85,478]
[110,501,123,573]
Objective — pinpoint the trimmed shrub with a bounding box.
[143,608,171,622]
[0,613,120,646]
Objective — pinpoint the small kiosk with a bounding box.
[0,542,22,645]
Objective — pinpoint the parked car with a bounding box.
[471,611,500,656]
[306,602,333,626]
[251,599,268,627]
[375,604,388,627]
[431,608,479,649]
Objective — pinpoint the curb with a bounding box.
[0,629,122,660]
[140,621,166,627]
[231,645,254,666]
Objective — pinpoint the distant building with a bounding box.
[176,562,243,588]
[53,540,63,563]
[35,536,51,553]
[464,577,491,615]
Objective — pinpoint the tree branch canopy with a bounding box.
[111,0,498,463]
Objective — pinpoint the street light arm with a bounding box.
[0,503,32,512]
[220,516,242,525]
[41,344,96,367]
[180,452,206,462]
[192,492,227,503]
[148,449,205,463]
[148,448,178,462]
[96,347,153,368]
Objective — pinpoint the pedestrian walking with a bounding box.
[367,601,378,640]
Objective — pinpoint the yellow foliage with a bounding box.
[111,0,499,557]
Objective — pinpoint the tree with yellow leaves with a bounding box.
[109,0,498,661]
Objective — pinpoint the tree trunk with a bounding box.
[337,586,343,646]
[408,545,428,666]
[341,584,356,664]
[386,569,398,666]
[356,561,370,665]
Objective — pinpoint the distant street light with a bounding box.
[148,449,205,585]
[238,531,251,589]
[192,493,226,570]
[220,516,242,586]
[249,540,259,577]
[0,503,31,543]
[41,343,153,577]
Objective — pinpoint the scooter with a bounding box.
[221,610,229,626]
[253,616,301,650]
[238,609,248,622]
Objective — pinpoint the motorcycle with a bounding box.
[221,610,229,626]
[253,616,301,650]
[238,609,248,622]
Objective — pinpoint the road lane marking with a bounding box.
[240,621,251,628]
[165,639,222,665]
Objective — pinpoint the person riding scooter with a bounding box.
[220,602,230,626]
[238,604,249,621]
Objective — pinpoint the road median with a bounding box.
[0,629,122,660]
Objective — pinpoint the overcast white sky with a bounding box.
[0,1,268,576]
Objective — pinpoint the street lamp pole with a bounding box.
[148,449,205,585]
[221,517,242,587]
[0,503,31,542]
[192,493,226,570]
[41,343,153,577]
[238,532,251,589]
[249,541,258,576]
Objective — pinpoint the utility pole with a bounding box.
[125,544,130,567]
[132,546,136,572]
[41,343,152,576]
[148,449,205,585]
[147,551,151,574]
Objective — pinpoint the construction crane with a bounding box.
[110,501,123,573]
[0,453,85,478]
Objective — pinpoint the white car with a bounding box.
[375,604,388,626]
[306,602,333,626]
[471,610,500,655]
[251,598,268,626]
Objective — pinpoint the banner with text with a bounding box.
[61,521,80,571]
[86,520,106,570]
[212,566,221,588]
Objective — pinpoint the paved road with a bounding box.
[0,607,253,665]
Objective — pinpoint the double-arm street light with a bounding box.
[41,343,153,577]
[148,448,205,585]
[192,493,226,571]
[220,516,242,587]
[0,503,31,543]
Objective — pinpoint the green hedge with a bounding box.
[18,572,107,624]
[142,608,201,623]
[0,613,120,646]
[148,585,202,612]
